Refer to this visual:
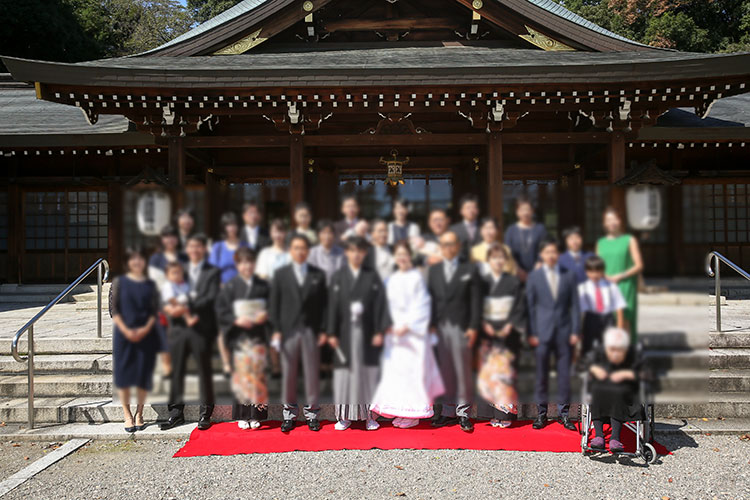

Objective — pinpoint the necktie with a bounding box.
[548,269,558,300]
[445,261,455,282]
[296,265,306,286]
[595,283,605,313]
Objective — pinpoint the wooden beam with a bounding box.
[183,136,291,149]
[304,134,488,147]
[322,18,461,31]
[181,133,612,149]
[608,131,627,219]
[289,136,304,218]
[487,132,504,232]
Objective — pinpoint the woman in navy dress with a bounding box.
[112,248,161,433]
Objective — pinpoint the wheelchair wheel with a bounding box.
[643,443,658,465]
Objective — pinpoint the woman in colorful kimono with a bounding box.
[215,247,270,430]
[477,243,526,428]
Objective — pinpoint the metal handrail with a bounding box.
[705,251,750,332]
[10,258,109,429]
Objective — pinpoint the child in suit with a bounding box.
[578,255,626,356]
[526,237,580,431]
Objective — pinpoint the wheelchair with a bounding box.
[578,342,658,465]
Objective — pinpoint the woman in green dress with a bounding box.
[596,207,644,341]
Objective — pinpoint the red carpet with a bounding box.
[173,420,670,457]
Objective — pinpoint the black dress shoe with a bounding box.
[159,415,185,431]
[281,419,296,433]
[307,419,321,432]
[532,414,547,430]
[558,414,577,432]
[431,415,458,428]
[197,415,212,431]
[458,417,474,432]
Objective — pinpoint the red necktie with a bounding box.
[594,284,605,313]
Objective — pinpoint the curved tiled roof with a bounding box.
[141,0,270,55]
[143,0,648,55]
[523,0,648,47]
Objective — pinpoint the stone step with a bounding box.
[0,284,94,295]
[709,348,750,369]
[710,331,750,348]
[643,349,710,370]
[0,354,112,374]
[0,374,113,397]
[709,369,750,392]
[0,391,726,424]
[0,294,76,304]
[640,331,709,350]
[13,337,112,355]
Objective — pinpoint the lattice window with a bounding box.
[24,191,108,251]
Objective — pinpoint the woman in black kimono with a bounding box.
[327,236,391,431]
[477,243,526,428]
[587,327,641,453]
[215,247,271,430]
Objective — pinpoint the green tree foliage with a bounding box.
[554,0,750,52]
[1,0,193,71]
[186,0,245,24]
[0,0,102,71]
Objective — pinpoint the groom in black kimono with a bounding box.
[269,234,328,432]
[161,233,220,431]
[427,231,481,432]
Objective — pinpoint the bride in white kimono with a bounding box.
[371,241,445,428]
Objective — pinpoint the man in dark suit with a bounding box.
[161,233,221,431]
[449,194,482,260]
[427,231,481,432]
[526,237,580,431]
[333,195,360,243]
[558,226,594,285]
[239,201,271,252]
[269,234,328,432]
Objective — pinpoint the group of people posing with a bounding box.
[110,193,643,441]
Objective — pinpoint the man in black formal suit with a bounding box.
[526,237,580,431]
[269,234,328,432]
[427,231,482,432]
[161,233,221,431]
[449,194,482,260]
[239,201,271,252]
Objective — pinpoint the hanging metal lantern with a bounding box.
[380,149,408,186]
[136,190,172,236]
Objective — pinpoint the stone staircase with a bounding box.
[709,331,750,418]
[0,286,745,425]
[0,284,101,305]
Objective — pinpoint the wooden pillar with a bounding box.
[608,131,627,218]
[487,132,504,233]
[168,136,186,212]
[289,135,304,218]
[205,169,220,240]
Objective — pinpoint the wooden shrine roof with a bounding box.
[141,0,655,56]
[3,47,750,89]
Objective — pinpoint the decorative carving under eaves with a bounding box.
[213,29,268,55]
[361,113,430,135]
[520,25,575,51]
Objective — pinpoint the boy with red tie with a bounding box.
[578,255,627,356]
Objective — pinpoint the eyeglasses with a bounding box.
[440,241,458,247]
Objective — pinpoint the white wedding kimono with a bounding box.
[371,269,445,419]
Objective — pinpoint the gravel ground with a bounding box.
[0,440,55,480]
[2,434,749,500]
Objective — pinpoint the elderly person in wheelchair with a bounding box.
[586,327,641,453]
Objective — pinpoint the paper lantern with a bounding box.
[136,191,171,236]
[626,185,662,231]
